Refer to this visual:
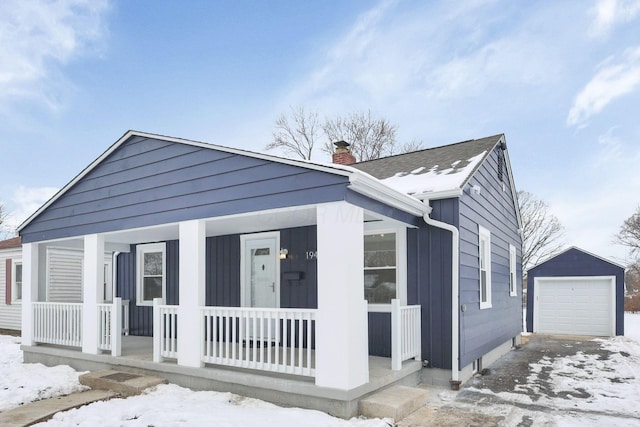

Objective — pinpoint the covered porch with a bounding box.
[21,201,422,407]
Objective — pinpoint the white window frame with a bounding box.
[479,225,492,309]
[509,244,517,297]
[11,259,22,303]
[364,223,407,313]
[136,243,166,306]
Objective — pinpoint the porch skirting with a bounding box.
[21,342,422,419]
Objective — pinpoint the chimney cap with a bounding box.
[333,140,350,149]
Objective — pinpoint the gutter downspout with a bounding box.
[112,252,120,301]
[422,201,460,390]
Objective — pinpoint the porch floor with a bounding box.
[22,336,423,419]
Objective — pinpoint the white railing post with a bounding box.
[111,297,122,356]
[391,299,402,371]
[153,298,163,363]
[122,299,130,335]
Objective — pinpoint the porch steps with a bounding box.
[79,370,167,397]
[359,385,429,421]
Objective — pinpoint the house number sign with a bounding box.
[306,251,318,260]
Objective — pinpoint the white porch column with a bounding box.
[315,201,369,389]
[82,233,104,354]
[21,242,39,346]
[177,219,206,368]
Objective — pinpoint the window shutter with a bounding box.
[5,258,11,305]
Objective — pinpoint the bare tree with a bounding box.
[266,106,321,160]
[518,190,564,272]
[321,110,398,161]
[617,205,640,257]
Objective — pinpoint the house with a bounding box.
[526,246,625,336]
[17,130,522,417]
[0,236,22,332]
[0,237,118,334]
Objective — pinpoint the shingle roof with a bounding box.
[0,236,21,250]
[351,134,503,196]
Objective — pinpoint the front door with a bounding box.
[242,232,280,340]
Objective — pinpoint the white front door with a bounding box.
[242,232,280,309]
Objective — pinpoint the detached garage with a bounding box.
[526,247,625,337]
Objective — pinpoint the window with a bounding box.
[12,261,22,303]
[136,243,166,306]
[509,244,517,297]
[364,232,397,304]
[479,226,492,309]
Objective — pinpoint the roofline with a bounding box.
[18,130,427,231]
[527,246,627,272]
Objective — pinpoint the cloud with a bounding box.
[3,186,59,234]
[566,46,640,127]
[590,0,640,37]
[0,0,110,110]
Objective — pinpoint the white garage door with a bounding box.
[534,276,615,337]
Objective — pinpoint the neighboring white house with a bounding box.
[0,236,113,332]
[0,237,22,331]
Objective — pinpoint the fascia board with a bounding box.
[348,174,426,217]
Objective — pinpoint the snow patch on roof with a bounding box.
[380,151,486,195]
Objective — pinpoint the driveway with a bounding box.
[399,334,640,426]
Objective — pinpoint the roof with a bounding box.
[18,130,428,232]
[0,236,21,250]
[528,246,626,272]
[351,134,504,198]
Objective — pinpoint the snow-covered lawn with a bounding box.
[0,335,390,426]
[0,335,86,412]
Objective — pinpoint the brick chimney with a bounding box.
[332,140,356,165]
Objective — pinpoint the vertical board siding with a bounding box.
[526,248,625,335]
[401,199,457,369]
[368,312,392,357]
[205,226,318,309]
[457,146,523,368]
[116,241,179,336]
[21,136,351,243]
[206,234,241,307]
[279,226,317,309]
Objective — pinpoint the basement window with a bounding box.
[136,243,166,306]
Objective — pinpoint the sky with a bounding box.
[0,0,639,265]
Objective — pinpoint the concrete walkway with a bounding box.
[0,370,167,427]
[0,390,115,427]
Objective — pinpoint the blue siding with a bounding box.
[457,146,523,368]
[369,313,392,357]
[116,241,179,336]
[21,136,351,243]
[118,226,318,336]
[526,248,624,335]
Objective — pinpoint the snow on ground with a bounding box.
[0,335,87,412]
[38,384,392,427]
[0,335,390,426]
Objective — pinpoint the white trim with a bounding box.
[348,173,426,216]
[533,276,616,336]
[509,244,517,297]
[364,223,407,311]
[136,242,166,306]
[240,231,281,309]
[414,188,464,201]
[527,246,626,273]
[479,225,492,309]
[11,259,22,303]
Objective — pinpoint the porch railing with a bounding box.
[201,306,317,377]
[391,299,421,370]
[97,298,127,352]
[33,302,83,347]
[153,300,178,362]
